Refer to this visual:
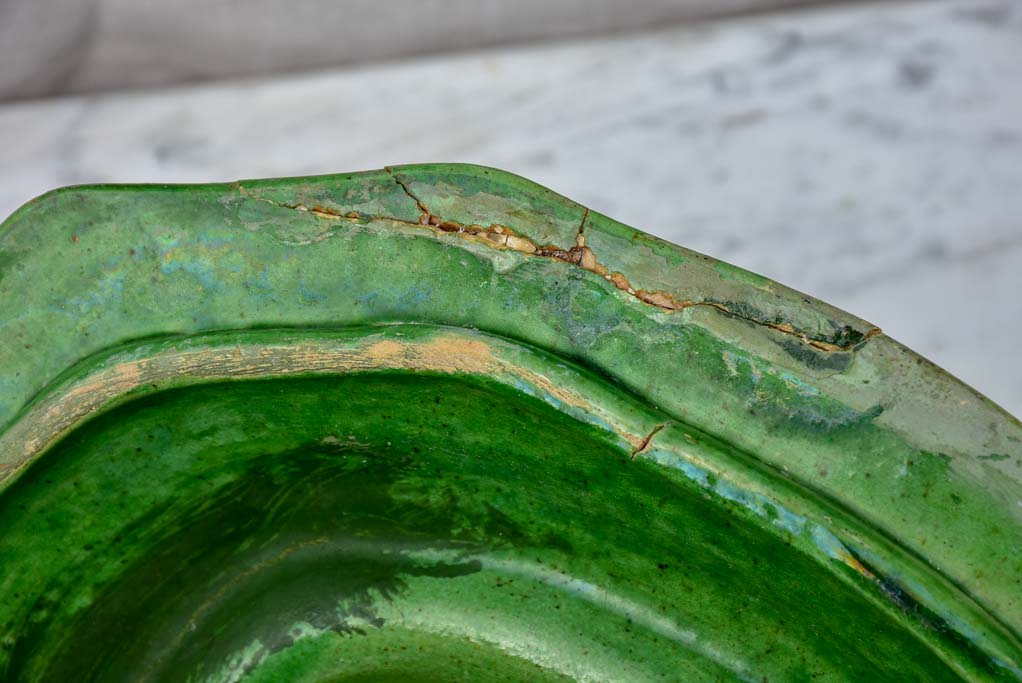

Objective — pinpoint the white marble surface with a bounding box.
[1,0,1020,417]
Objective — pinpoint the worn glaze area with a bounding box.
[1,165,1021,681]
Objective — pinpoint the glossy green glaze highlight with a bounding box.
[0,165,1020,681]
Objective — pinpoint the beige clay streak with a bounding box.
[0,335,649,487]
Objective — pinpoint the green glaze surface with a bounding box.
[0,164,1019,681]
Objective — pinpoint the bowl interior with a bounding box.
[0,371,962,682]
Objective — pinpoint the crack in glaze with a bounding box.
[236,177,878,355]
[630,422,669,459]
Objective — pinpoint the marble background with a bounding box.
[1,0,1020,417]
[0,0,821,100]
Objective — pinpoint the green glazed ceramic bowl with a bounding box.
[0,165,1020,682]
